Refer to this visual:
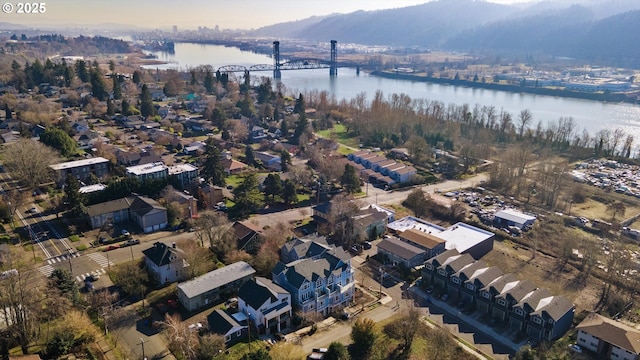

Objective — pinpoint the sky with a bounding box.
[5,0,538,30]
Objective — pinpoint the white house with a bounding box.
[238,277,292,335]
[142,242,188,285]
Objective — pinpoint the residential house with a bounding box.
[207,309,247,346]
[494,209,536,229]
[312,202,332,223]
[388,165,418,184]
[280,235,332,264]
[126,162,169,181]
[491,280,537,321]
[351,207,388,241]
[250,126,268,143]
[421,249,461,287]
[377,236,426,268]
[255,151,281,171]
[238,277,292,335]
[177,261,256,312]
[361,155,388,169]
[476,273,518,315]
[142,241,188,285]
[233,221,263,253]
[168,163,199,189]
[222,158,248,175]
[576,312,640,360]
[272,248,354,317]
[433,252,475,290]
[198,183,224,210]
[510,288,574,341]
[172,191,198,220]
[116,150,142,166]
[399,229,446,260]
[447,260,488,301]
[85,194,168,233]
[50,157,110,186]
[461,266,503,305]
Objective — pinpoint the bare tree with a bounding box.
[517,109,533,138]
[162,313,199,360]
[194,211,236,261]
[180,238,213,279]
[2,139,61,189]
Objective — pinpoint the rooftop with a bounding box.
[49,157,109,171]
[437,222,495,253]
[168,163,198,175]
[177,261,256,299]
[126,162,168,176]
[387,216,445,234]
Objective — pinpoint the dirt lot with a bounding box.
[484,240,601,313]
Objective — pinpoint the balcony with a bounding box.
[339,282,355,294]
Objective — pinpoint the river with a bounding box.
[144,42,640,141]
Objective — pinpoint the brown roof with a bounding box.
[222,158,248,171]
[233,221,263,241]
[400,228,446,250]
[577,313,640,354]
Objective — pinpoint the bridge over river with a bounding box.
[217,40,360,78]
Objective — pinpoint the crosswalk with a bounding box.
[45,251,80,265]
[87,253,114,268]
[76,267,107,282]
[38,264,55,277]
[38,253,115,282]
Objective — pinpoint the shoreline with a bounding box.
[371,71,640,105]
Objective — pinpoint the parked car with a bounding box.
[105,245,119,251]
[425,286,434,294]
[123,239,140,247]
[568,344,582,353]
[363,241,372,250]
[85,272,100,282]
[121,229,131,237]
[225,297,238,308]
[26,207,37,214]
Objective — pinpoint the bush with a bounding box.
[76,244,88,251]
[69,235,80,242]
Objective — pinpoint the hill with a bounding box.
[251,0,640,67]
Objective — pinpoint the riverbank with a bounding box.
[371,71,640,105]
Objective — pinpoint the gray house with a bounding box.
[85,194,168,233]
[377,236,426,268]
[177,261,256,312]
[207,309,247,346]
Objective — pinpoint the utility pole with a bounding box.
[139,338,146,360]
[67,249,73,274]
[130,245,135,262]
[379,267,384,299]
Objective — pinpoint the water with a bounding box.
[144,42,640,140]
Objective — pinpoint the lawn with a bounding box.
[316,123,360,149]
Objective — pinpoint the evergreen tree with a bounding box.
[341,164,361,194]
[75,60,88,83]
[263,173,282,204]
[204,68,214,94]
[292,94,308,144]
[245,145,255,166]
[49,269,81,306]
[40,127,77,157]
[238,92,255,117]
[280,150,291,172]
[139,84,155,118]
[65,173,86,217]
[132,70,142,85]
[112,75,122,100]
[201,138,226,187]
[324,342,350,360]
[121,98,131,116]
[106,98,115,116]
[282,179,298,205]
[90,69,107,101]
[233,173,262,217]
[279,118,288,138]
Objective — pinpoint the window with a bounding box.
[466,283,475,291]
[497,299,506,306]
[532,317,542,324]
[482,292,490,299]
[316,278,322,287]
[425,264,433,270]
[302,282,310,290]
[438,269,446,276]
[328,276,334,284]
[236,330,242,336]
[548,319,554,325]
[225,335,231,342]
[514,308,524,316]
[302,292,310,301]
[451,277,460,284]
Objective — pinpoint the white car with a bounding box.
[121,229,130,237]
[568,344,582,353]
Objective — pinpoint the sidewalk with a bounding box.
[411,286,523,356]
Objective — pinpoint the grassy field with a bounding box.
[316,123,360,149]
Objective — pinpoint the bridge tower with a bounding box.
[330,40,338,76]
[273,41,281,79]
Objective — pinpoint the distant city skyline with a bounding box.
[6,0,538,30]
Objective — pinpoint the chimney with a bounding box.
[172,242,176,248]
